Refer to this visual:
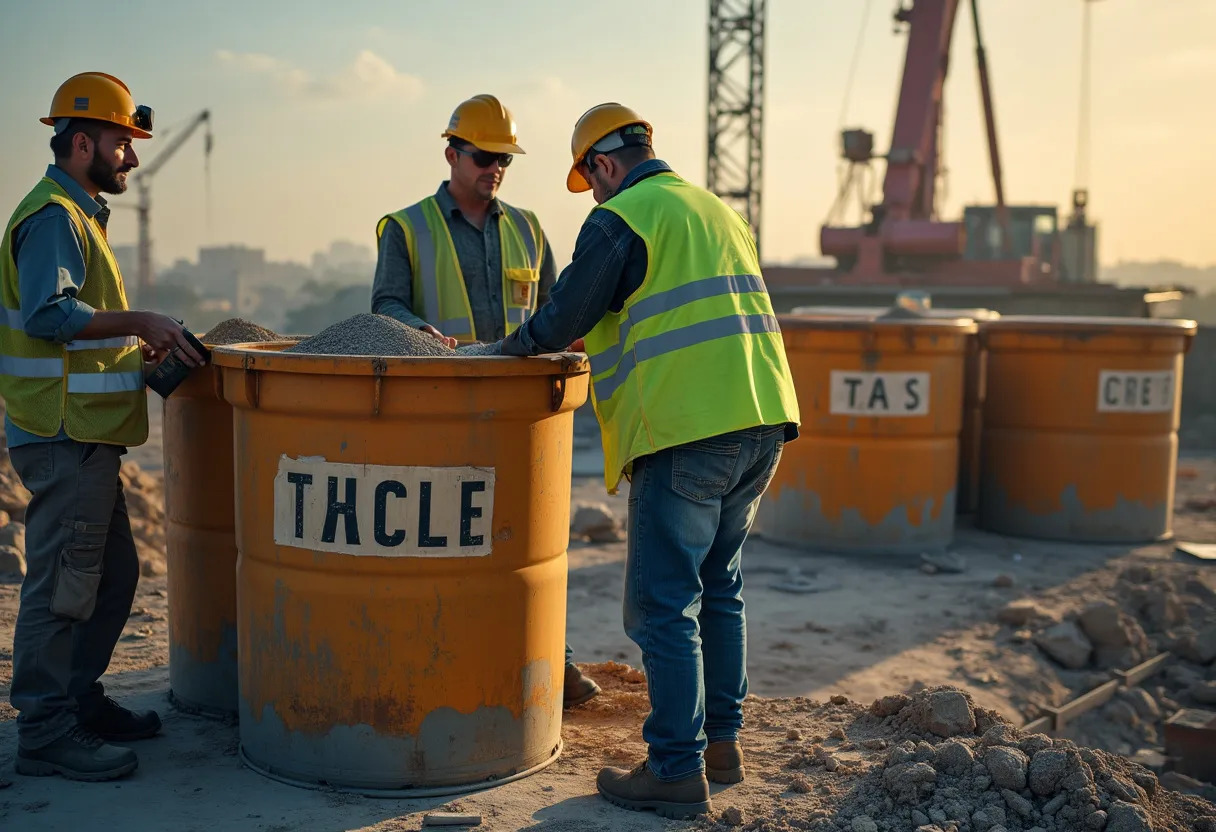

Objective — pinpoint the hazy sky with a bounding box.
[3,0,1213,272]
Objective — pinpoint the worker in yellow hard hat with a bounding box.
[490,103,801,819]
[370,96,600,706]
[372,93,558,348]
[2,72,203,783]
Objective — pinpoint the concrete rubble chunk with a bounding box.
[1174,625,1216,665]
[983,746,1029,791]
[0,543,24,577]
[925,690,976,737]
[1035,621,1093,669]
[997,599,1044,627]
[570,502,624,543]
[1105,800,1152,832]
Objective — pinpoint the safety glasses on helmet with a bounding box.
[454,146,513,168]
[132,105,154,133]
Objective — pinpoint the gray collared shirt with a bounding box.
[371,181,557,342]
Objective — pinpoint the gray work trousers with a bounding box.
[8,440,139,749]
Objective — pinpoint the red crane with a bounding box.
[819,0,1095,286]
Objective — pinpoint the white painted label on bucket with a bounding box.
[273,456,495,557]
[829,371,930,416]
[1096,370,1175,413]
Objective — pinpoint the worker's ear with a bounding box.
[444,146,458,168]
[72,130,93,161]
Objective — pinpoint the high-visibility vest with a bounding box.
[583,171,800,492]
[379,196,544,340]
[0,177,147,446]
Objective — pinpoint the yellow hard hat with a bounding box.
[40,72,153,139]
[566,103,653,193]
[441,94,525,155]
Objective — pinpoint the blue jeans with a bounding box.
[623,425,786,781]
[9,440,140,749]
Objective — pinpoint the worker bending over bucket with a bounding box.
[1,73,204,781]
[371,94,601,708]
[496,104,801,819]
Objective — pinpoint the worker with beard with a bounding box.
[371,94,601,708]
[1,72,203,781]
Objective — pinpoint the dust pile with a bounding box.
[0,402,168,580]
[988,562,1216,768]
[690,686,1215,832]
[202,318,283,345]
[283,313,456,357]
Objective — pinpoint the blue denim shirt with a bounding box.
[500,159,671,356]
[5,165,104,447]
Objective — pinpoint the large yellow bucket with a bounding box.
[212,345,588,795]
[979,315,1197,542]
[163,362,238,716]
[757,315,975,553]
[789,306,997,514]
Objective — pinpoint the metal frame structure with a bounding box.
[707,0,766,259]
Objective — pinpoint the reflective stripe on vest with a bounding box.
[588,273,768,377]
[402,202,445,329]
[502,204,538,266]
[591,310,781,401]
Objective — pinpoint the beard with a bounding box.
[87,154,130,195]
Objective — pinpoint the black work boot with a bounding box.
[705,740,745,784]
[15,725,138,782]
[596,760,711,820]
[77,696,162,742]
[563,663,601,709]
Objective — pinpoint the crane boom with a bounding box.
[130,110,213,303]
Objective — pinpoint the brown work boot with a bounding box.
[596,760,711,820]
[704,740,745,784]
[563,662,600,709]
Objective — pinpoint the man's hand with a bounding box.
[567,338,586,353]
[134,312,205,367]
[420,325,458,350]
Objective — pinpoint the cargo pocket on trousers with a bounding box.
[50,521,107,621]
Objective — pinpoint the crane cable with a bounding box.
[827,0,877,226]
[837,0,876,130]
[1074,0,1094,193]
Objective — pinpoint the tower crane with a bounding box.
[122,110,213,304]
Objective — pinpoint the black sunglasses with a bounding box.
[133,104,154,132]
[454,146,513,168]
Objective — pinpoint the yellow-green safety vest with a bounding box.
[583,171,801,492]
[0,177,148,447]
[378,196,544,340]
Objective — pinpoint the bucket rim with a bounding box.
[211,341,590,378]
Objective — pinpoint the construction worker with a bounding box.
[2,72,204,781]
[371,94,601,708]
[372,93,558,346]
[495,104,800,819]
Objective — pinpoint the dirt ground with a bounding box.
[1,432,1214,830]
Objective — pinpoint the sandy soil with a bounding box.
[1,449,1214,830]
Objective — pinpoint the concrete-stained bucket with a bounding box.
[755,314,975,554]
[979,315,1197,543]
[163,332,294,718]
[212,344,589,795]
[791,305,999,514]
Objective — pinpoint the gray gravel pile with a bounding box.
[282,313,456,357]
[818,686,1214,832]
[202,318,283,345]
[455,341,503,356]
